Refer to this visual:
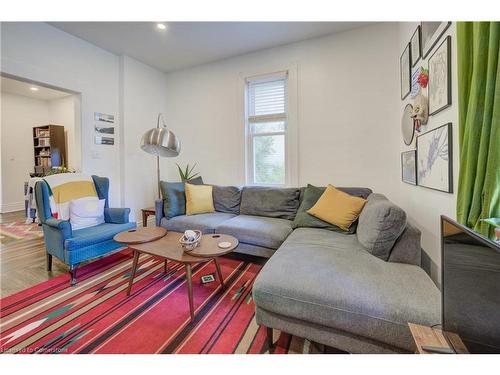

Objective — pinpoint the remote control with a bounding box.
[421,345,455,354]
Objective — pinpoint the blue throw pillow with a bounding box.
[160,176,203,219]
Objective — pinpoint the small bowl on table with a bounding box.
[179,230,202,252]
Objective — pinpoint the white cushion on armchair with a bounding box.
[69,197,105,230]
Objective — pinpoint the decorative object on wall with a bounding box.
[400,43,411,100]
[410,26,422,67]
[416,123,453,193]
[421,22,451,58]
[95,124,115,135]
[417,67,429,88]
[411,92,429,132]
[401,103,415,145]
[401,150,417,185]
[94,136,114,145]
[94,112,115,123]
[428,36,452,116]
[410,66,421,98]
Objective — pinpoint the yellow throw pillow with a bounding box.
[185,183,215,216]
[307,184,367,231]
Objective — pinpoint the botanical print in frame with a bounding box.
[400,43,411,100]
[421,21,451,58]
[416,123,453,193]
[410,26,421,67]
[428,36,451,116]
[401,150,417,185]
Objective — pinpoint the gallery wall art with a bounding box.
[428,36,452,116]
[410,26,421,67]
[401,150,417,185]
[400,43,411,100]
[416,123,453,193]
[421,22,451,58]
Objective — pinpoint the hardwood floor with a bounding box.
[0,211,67,298]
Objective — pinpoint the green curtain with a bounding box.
[457,22,500,238]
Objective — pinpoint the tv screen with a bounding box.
[441,216,500,353]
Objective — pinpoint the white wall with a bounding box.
[397,23,459,283]
[162,22,403,201]
[1,22,122,206]
[48,95,80,170]
[0,93,50,211]
[119,56,168,221]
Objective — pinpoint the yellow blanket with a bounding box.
[43,173,98,220]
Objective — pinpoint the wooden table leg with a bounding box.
[214,258,225,289]
[126,250,140,296]
[164,259,168,273]
[185,263,195,321]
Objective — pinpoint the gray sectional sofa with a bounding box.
[155,185,440,353]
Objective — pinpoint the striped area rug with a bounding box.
[0,250,324,354]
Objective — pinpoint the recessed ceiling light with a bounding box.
[30,87,39,91]
[156,23,167,31]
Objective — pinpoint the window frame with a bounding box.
[243,67,297,187]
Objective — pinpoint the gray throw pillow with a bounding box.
[212,185,242,214]
[239,186,300,220]
[357,193,407,261]
[160,176,204,219]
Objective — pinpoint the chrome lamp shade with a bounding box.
[140,113,181,200]
[140,127,181,157]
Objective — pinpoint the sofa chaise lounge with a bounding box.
[155,185,440,353]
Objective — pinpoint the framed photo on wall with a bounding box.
[421,22,451,58]
[428,36,452,116]
[400,43,411,100]
[410,26,421,67]
[416,123,453,193]
[401,150,417,185]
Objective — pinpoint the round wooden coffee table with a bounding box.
[124,231,238,322]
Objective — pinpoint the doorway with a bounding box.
[0,75,82,216]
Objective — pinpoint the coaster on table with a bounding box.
[218,241,232,249]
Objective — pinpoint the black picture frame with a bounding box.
[401,150,417,185]
[400,43,411,100]
[416,123,453,193]
[410,26,422,67]
[421,22,451,59]
[428,36,452,116]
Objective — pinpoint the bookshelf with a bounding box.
[32,125,67,176]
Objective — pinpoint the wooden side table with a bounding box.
[408,323,468,354]
[141,207,156,227]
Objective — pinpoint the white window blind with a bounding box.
[246,73,288,185]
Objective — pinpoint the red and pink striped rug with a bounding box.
[0,250,325,354]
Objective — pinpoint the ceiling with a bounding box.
[49,22,367,73]
[1,76,72,100]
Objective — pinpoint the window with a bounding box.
[245,72,288,185]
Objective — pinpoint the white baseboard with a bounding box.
[0,201,25,213]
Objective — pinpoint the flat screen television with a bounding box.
[441,215,500,353]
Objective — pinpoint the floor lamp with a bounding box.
[140,113,181,200]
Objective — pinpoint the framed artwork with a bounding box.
[410,26,421,67]
[428,36,452,116]
[416,123,453,193]
[401,150,417,185]
[421,22,451,58]
[400,43,411,100]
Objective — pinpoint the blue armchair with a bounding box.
[35,175,136,286]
